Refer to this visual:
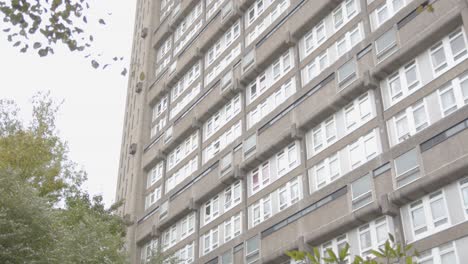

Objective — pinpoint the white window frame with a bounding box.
[408,190,450,241]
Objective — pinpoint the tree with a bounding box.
[286,234,419,264]
[0,169,59,263]
[146,248,179,264]
[0,92,128,263]
[0,0,128,74]
[0,91,85,203]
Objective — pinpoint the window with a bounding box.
[358,217,391,258]
[307,91,374,158]
[278,178,300,210]
[245,236,260,264]
[224,213,242,243]
[351,174,373,210]
[408,190,449,240]
[373,0,413,29]
[147,162,164,187]
[204,195,220,224]
[311,154,341,191]
[277,143,298,176]
[347,130,379,169]
[430,42,448,73]
[171,62,201,102]
[224,181,242,211]
[145,186,161,209]
[175,243,194,264]
[140,238,158,263]
[203,121,242,164]
[152,96,168,121]
[438,85,458,116]
[221,250,233,264]
[337,60,357,85]
[252,195,271,226]
[205,21,241,68]
[459,177,468,217]
[389,99,429,145]
[167,131,198,171]
[248,50,293,104]
[205,44,242,85]
[204,95,242,141]
[386,60,421,106]
[418,242,459,264]
[375,28,397,59]
[165,156,198,193]
[320,235,349,264]
[246,0,290,45]
[251,177,301,227]
[429,28,468,76]
[203,227,220,255]
[161,213,196,251]
[394,148,420,188]
[251,162,270,194]
[247,78,296,129]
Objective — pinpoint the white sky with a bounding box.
[0,0,136,206]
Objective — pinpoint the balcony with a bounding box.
[372,0,462,80]
[199,1,242,52]
[157,195,196,231]
[167,49,203,88]
[153,17,175,48]
[135,209,160,244]
[192,162,229,204]
[171,0,201,26]
[261,185,383,263]
[147,81,170,110]
[142,136,166,170]
[240,0,340,82]
[193,72,242,122]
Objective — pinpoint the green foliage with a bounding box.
[0,0,128,74]
[0,169,58,263]
[0,92,128,263]
[286,234,418,264]
[146,248,179,264]
[0,92,85,203]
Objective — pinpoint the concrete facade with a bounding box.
[116,0,468,262]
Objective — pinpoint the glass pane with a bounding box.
[450,32,467,59]
[461,78,468,103]
[430,198,446,222]
[431,45,447,71]
[411,207,426,229]
[246,236,259,254]
[316,165,326,186]
[462,186,468,207]
[376,223,388,243]
[395,148,418,176]
[390,75,402,100]
[441,251,456,264]
[395,114,409,140]
[376,29,396,55]
[440,87,457,115]
[359,230,372,249]
[413,103,428,131]
[352,175,371,198]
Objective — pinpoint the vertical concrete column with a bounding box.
[371,78,391,154]
[460,0,468,32]
[360,0,372,36]
[194,208,201,262]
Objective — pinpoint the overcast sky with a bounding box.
[0,0,136,206]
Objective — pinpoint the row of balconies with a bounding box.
[135,0,468,260]
[237,0,461,172]
[260,113,468,263]
[136,110,468,262]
